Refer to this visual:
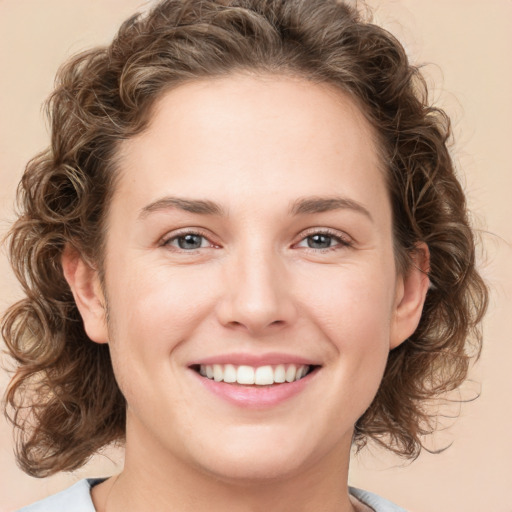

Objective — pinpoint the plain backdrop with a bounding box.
[0,1,511,511]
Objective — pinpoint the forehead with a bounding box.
[113,73,388,220]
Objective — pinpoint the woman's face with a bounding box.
[76,74,426,482]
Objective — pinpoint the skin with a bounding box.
[63,74,429,512]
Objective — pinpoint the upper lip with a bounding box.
[188,352,321,367]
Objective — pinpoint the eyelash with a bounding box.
[161,229,215,252]
[161,228,352,253]
[297,228,353,252]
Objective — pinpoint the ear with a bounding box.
[390,243,430,350]
[61,244,109,344]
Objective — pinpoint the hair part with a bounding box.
[2,0,487,476]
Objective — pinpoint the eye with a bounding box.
[296,229,352,251]
[162,230,215,251]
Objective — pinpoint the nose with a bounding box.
[215,243,298,336]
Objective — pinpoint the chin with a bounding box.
[199,452,308,484]
[187,429,329,484]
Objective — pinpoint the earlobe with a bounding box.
[61,245,109,344]
[390,243,430,349]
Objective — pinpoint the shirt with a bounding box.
[17,479,408,511]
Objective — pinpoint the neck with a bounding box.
[93,415,358,512]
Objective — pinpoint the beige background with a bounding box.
[0,1,511,511]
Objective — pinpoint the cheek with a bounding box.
[105,264,217,385]
[303,264,395,397]
[301,262,396,335]
[110,260,215,332]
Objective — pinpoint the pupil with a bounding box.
[308,234,331,249]
[178,234,202,249]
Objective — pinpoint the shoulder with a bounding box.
[16,481,405,512]
[16,478,105,512]
[349,486,408,512]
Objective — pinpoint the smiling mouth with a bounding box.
[191,364,317,386]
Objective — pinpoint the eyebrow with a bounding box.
[139,197,226,218]
[289,196,373,220]
[139,195,372,221]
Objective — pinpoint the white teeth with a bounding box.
[223,364,237,383]
[274,364,286,383]
[237,365,255,384]
[213,364,223,382]
[198,363,311,385]
[285,365,296,383]
[255,365,274,385]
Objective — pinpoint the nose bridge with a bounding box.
[218,235,296,334]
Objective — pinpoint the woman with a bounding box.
[2,1,487,510]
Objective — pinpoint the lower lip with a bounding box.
[191,368,319,409]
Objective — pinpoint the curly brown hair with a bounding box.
[2,0,487,477]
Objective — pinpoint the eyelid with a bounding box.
[159,227,353,252]
[294,227,353,250]
[160,228,219,250]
